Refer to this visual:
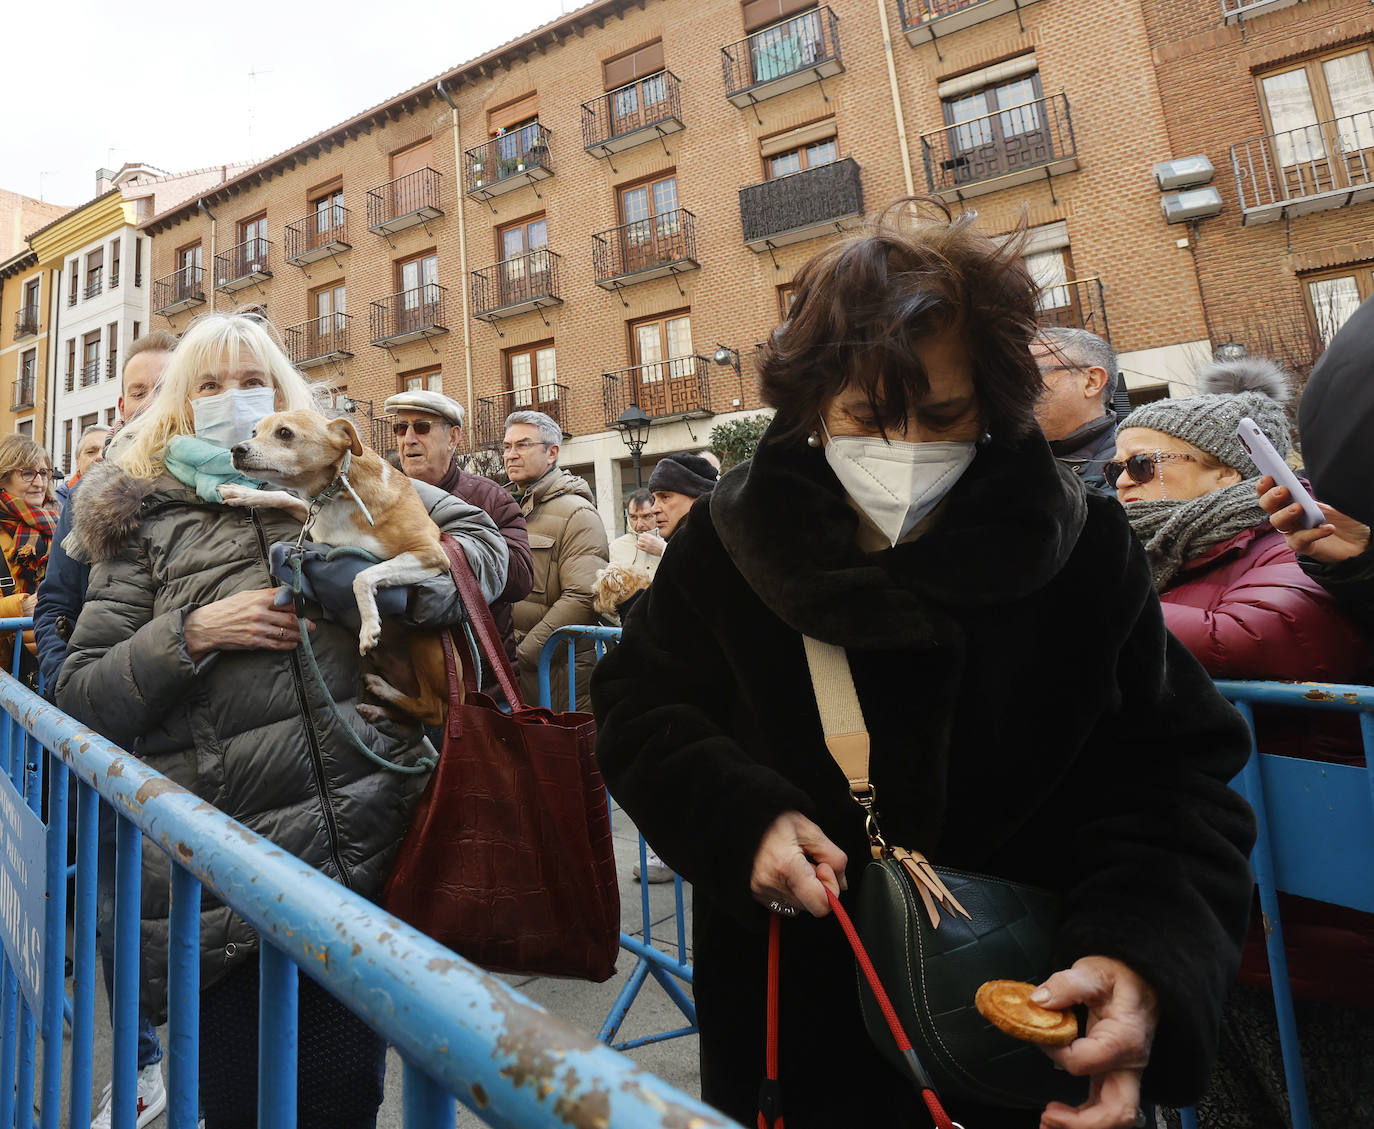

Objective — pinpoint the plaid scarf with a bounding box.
[0,490,59,590]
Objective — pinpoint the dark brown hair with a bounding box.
[757,199,1042,446]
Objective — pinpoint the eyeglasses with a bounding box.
[392,420,437,437]
[502,439,550,455]
[1103,450,1197,487]
[15,468,51,484]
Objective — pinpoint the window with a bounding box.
[311,284,346,351]
[78,413,98,441]
[1302,264,1374,345]
[20,350,36,384]
[743,4,825,84]
[603,41,668,136]
[110,237,121,288]
[107,323,119,379]
[22,278,39,317]
[391,139,434,182]
[1025,248,1074,310]
[495,118,542,177]
[86,249,104,298]
[778,283,797,320]
[619,175,683,271]
[1259,47,1374,191]
[396,252,440,332]
[400,368,443,394]
[767,136,837,178]
[134,238,143,287]
[65,340,75,389]
[68,261,79,307]
[312,186,345,236]
[63,420,72,471]
[132,321,141,341]
[16,421,33,439]
[105,407,117,426]
[176,243,203,301]
[496,216,550,303]
[631,311,694,387]
[506,342,558,413]
[240,214,268,270]
[82,331,101,387]
[940,66,1050,183]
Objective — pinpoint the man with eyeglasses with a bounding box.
[383,390,533,673]
[502,410,608,711]
[1031,327,1122,496]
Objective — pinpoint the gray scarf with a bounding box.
[1124,478,1269,591]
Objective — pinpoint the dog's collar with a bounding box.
[296,451,375,546]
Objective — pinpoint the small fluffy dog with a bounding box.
[221,409,450,726]
[593,564,652,616]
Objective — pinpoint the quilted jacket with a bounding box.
[55,460,507,1022]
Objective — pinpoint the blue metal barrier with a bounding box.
[536,626,697,1051]
[0,617,737,1129]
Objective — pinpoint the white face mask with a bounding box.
[192,387,277,449]
[821,419,977,547]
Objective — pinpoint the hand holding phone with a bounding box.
[1236,418,1324,529]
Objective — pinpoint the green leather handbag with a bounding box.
[803,636,1088,1111]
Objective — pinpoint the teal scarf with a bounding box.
[164,435,266,503]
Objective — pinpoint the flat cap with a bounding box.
[383,390,465,428]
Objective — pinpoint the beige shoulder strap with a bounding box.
[802,635,870,792]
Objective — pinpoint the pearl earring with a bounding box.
[807,431,821,448]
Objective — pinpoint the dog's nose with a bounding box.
[230,443,247,458]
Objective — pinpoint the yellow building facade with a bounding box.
[0,249,55,441]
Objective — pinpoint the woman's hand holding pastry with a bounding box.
[749,811,847,918]
[1033,956,1159,1129]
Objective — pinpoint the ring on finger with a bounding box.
[277,627,287,641]
[767,899,799,917]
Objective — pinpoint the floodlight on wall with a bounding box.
[1153,155,1216,191]
[1161,187,1224,224]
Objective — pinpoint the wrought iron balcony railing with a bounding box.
[11,377,35,411]
[465,124,554,199]
[85,270,103,300]
[921,92,1078,199]
[593,209,700,288]
[1037,277,1110,342]
[722,7,843,108]
[366,169,443,236]
[471,249,563,322]
[110,267,119,288]
[739,158,864,251]
[1221,0,1302,23]
[897,0,1046,43]
[214,238,273,292]
[1231,110,1374,225]
[284,206,352,265]
[369,284,449,347]
[153,267,206,316]
[81,358,101,388]
[582,71,685,156]
[14,306,38,339]
[602,355,714,427]
[475,385,570,448]
[285,314,354,369]
[108,353,118,380]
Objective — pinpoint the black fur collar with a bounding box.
[708,424,1087,648]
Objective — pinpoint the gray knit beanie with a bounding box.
[1118,390,1289,479]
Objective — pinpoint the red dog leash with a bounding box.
[760,889,958,1129]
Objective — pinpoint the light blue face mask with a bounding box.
[191,386,277,449]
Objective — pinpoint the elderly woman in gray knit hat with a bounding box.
[1108,377,1364,681]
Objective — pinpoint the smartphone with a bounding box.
[1236,418,1325,530]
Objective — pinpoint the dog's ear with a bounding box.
[329,416,365,456]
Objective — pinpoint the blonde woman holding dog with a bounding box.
[57,310,507,1129]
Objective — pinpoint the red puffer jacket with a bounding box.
[1163,521,1374,1007]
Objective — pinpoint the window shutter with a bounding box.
[391,139,435,179]
[603,40,665,89]
[742,0,815,34]
[488,94,540,135]
[760,118,837,157]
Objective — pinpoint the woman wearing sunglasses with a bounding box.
[593,203,1258,1129]
[0,436,59,683]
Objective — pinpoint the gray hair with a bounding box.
[504,410,562,448]
[1036,327,1119,409]
[78,424,108,443]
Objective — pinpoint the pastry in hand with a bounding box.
[974,980,1078,1047]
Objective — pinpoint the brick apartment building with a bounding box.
[138,0,1318,533]
[1145,0,1374,381]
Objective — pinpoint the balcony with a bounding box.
[722,7,844,110]
[593,209,700,290]
[740,158,864,251]
[285,207,352,265]
[602,355,714,427]
[14,306,38,339]
[85,270,103,300]
[582,71,685,157]
[153,267,206,316]
[1222,0,1303,23]
[11,377,35,412]
[64,369,75,394]
[1037,278,1110,342]
[285,314,354,369]
[369,284,449,348]
[471,249,564,323]
[897,0,1046,45]
[464,124,554,201]
[921,92,1078,201]
[110,267,119,288]
[1231,111,1374,225]
[474,385,571,448]
[107,353,118,380]
[214,238,273,293]
[80,358,101,388]
[366,169,443,236]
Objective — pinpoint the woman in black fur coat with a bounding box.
[592,205,1258,1129]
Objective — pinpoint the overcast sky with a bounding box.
[5,0,573,208]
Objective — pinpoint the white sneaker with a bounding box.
[91,1062,167,1129]
[633,846,674,884]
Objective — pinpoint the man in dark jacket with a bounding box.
[648,451,718,542]
[384,389,533,668]
[1032,327,1121,495]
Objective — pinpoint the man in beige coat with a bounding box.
[503,410,609,711]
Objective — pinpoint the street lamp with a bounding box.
[1214,341,1247,362]
[614,405,652,487]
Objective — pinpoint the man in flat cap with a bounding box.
[648,451,719,545]
[384,389,533,673]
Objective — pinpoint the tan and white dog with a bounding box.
[220,409,451,726]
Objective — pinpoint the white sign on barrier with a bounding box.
[0,767,45,1014]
